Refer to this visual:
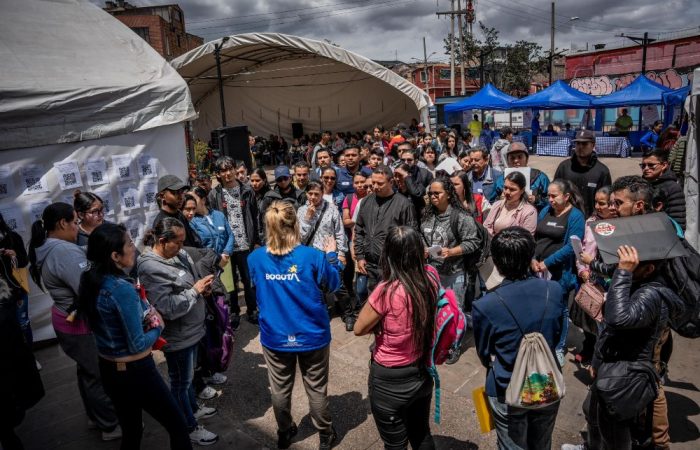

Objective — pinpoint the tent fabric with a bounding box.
[591,75,671,107]
[0,0,196,151]
[511,80,595,110]
[686,67,699,252]
[171,33,432,140]
[443,83,516,112]
[663,85,691,106]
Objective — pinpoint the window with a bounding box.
[419,71,428,83]
[439,69,451,80]
[130,27,150,44]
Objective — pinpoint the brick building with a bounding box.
[104,1,203,60]
[565,32,700,95]
[409,63,480,102]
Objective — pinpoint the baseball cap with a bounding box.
[506,142,529,155]
[158,174,188,193]
[573,129,596,143]
[274,165,291,180]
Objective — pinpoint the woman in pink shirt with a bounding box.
[483,171,538,236]
[354,226,438,450]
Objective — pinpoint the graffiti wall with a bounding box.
[569,68,695,95]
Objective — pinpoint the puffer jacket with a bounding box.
[650,169,686,230]
[137,248,205,352]
[593,269,685,371]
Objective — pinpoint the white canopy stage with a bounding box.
[0,0,196,340]
[171,33,432,140]
[686,67,699,251]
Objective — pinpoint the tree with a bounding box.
[443,21,499,77]
[500,41,548,96]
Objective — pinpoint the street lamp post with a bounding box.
[213,36,230,127]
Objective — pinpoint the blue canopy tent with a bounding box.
[511,80,595,109]
[663,85,691,106]
[444,83,516,112]
[591,75,671,108]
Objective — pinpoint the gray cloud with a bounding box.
[93,0,700,63]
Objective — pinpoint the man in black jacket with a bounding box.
[154,174,203,248]
[260,165,306,214]
[582,245,684,450]
[641,149,686,230]
[354,165,417,292]
[554,130,612,216]
[208,156,261,328]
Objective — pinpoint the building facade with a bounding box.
[409,64,480,102]
[104,1,203,60]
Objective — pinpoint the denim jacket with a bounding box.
[93,275,161,358]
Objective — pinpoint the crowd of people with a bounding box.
[0,118,694,450]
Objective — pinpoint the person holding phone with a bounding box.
[137,217,219,446]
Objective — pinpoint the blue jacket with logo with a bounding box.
[190,209,235,256]
[247,245,342,352]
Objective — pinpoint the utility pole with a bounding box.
[449,0,455,95]
[618,32,657,130]
[213,36,230,127]
[423,36,430,96]
[549,1,555,85]
[457,0,466,95]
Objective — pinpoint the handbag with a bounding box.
[574,280,606,322]
[594,360,658,421]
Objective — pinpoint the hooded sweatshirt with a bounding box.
[137,247,205,352]
[35,238,88,314]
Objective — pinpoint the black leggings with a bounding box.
[368,361,435,450]
[99,355,192,450]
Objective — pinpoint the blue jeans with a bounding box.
[488,396,559,450]
[355,273,368,311]
[15,292,33,345]
[164,344,199,431]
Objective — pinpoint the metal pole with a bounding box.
[641,31,649,74]
[214,42,227,127]
[450,0,455,96]
[479,52,484,87]
[423,37,430,97]
[549,1,555,85]
[458,0,466,95]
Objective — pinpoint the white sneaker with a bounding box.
[101,425,122,441]
[202,372,227,385]
[197,386,219,400]
[35,359,42,371]
[561,444,585,450]
[189,425,218,446]
[194,405,218,420]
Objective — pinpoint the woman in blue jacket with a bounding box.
[532,179,586,363]
[247,200,342,450]
[185,187,234,264]
[640,120,663,152]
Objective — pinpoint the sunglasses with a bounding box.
[86,208,105,216]
[427,191,443,197]
[401,158,414,163]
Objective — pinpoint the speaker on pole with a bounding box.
[291,122,304,139]
[213,126,252,170]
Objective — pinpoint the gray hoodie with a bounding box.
[137,247,205,352]
[35,238,88,313]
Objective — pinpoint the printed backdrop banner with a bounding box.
[0,123,188,341]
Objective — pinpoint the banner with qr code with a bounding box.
[140,180,159,209]
[86,158,110,187]
[54,160,83,191]
[93,188,115,216]
[116,184,141,211]
[0,167,15,200]
[138,154,158,179]
[20,164,49,194]
[0,204,26,232]
[112,154,135,182]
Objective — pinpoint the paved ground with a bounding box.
[15,155,700,449]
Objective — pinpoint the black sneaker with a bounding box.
[277,423,298,449]
[445,348,461,365]
[247,311,259,325]
[344,316,355,332]
[319,427,337,450]
[230,313,241,331]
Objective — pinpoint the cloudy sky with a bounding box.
[101,0,700,62]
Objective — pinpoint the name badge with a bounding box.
[178,270,186,277]
[218,226,225,230]
[341,181,350,186]
[547,222,558,227]
[587,182,597,188]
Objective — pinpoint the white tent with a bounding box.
[685,67,699,251]
[171,33,432,140]
[0,0,196,340]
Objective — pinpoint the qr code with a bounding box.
[145,192,156,204]
[0,184,6,195]
[141,164,153,176]
[129,227,139,239]
[91,171,103,183]
[26,177,41,191]
[124,197,135,208]
[6,218,17,230]
[103,200,111,213]
[119,167,130,178]
[62,173,77,186]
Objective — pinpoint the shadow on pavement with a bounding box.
[666,390,700,443]
[433,434,479,449]
[292,390,370,446]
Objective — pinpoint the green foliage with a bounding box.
[193,140,211,173]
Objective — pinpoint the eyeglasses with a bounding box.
[322,176,336,181]
[401,158,414,163]
[639,163,659,169]
[427,191,443,197]
[86,208,105,216]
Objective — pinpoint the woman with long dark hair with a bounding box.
[78,223,192,449]
[28,202,120,440]
[354,226,439,449]
[483,171,538,236]
[450,170,490,224]
[74,191,105,246]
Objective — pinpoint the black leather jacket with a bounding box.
[593,269,685,371]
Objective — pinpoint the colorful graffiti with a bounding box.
[570,69,694,95]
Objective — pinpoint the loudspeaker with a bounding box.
[292,122,304,139]
[450,124,462,136]
[214,126,252,170]
[210,129,220,149]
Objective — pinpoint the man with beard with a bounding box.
[335,145,372,195]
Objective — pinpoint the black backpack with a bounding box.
[450,212,491,272]
[661,238,700,338]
